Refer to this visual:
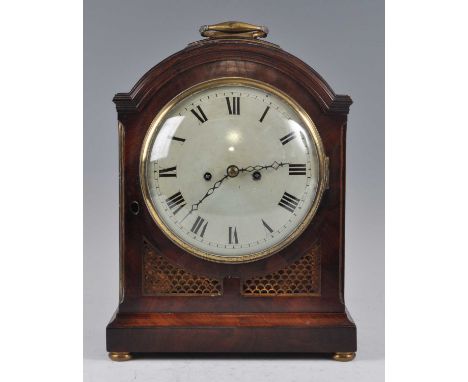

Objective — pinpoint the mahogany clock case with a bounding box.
[107,37,356,354]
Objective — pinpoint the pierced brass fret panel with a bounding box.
[241,246,321,296]
[142,239,222,296]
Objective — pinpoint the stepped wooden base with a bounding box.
[107,311,356,356]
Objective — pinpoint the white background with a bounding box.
[1,0,467,381]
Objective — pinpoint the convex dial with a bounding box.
[141,80,326,262]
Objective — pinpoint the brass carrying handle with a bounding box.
[199,21,268,39]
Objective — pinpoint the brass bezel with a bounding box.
[140,77,327,264]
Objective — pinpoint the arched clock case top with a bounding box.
[116,39,350,268]
[107,22,356,360]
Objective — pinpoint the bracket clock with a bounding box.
[106,21,356,362]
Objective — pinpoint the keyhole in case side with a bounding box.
[130,201,140,215]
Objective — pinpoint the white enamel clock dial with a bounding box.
[141,79,325,263]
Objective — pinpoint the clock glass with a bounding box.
[141,78,326,263]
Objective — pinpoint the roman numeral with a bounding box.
[190,106,208,123]
[158,166,177,177]
[165,191,186,215]
[170,136,186,143]
[259,106,270,122]
[226,97,240,115]
[191,216,208,237]
[228,226,238,244]
[278,192,300,213]
[261,219,274,234]
[289,164,306,175]
[280,132,297,145]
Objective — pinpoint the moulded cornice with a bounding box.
[113,39,352,117]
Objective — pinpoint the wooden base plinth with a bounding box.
[107,311,356,356]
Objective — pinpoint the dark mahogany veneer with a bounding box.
[106,37,356,354]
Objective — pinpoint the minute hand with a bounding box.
[238,161,289,173]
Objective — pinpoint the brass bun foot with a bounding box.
[108,352,132,361]
[333,352,356,362]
